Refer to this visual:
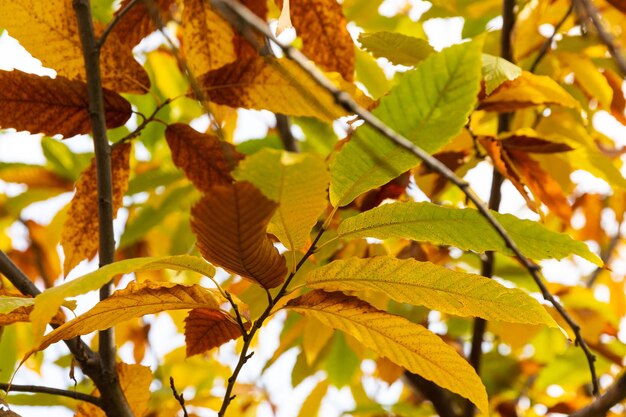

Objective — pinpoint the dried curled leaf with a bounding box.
[61,143,132,275]
[191,182,288,289]
[165,123,244,192]
[286,290,489,414]
[277,0,354,80]
[75,363,151,417]
[184,308,249,356]
[34,281,223,352]
[0,70,132,137]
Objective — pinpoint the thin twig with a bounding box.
[119,98,173,144]
[529,3,573,73]
[571,373,626,417]
[73,1,133,416]
[169,377,189,417]
[217,227,327,416]
[98,0,140,49]
[576,0,626,77]
[0,383,102,407]
[209,0,600,396]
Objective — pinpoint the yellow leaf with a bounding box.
[306,256,558,327]
[75,363,151,417]
[34,281,223,352]
[302,317,334,366]
[165,123,244,192]
[61,143,132,275]
[286,290,489,414]
[0,0,149,93]
[199,57,372,122]
[277,0,354,80]
[297,379,328,417]
[184,308,249,356]
[233,149,330,252]
[479,71,579,112]
[558,52,613,109]
[191,182,288,289]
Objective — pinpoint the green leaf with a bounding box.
[324,332,360,387]
[337,201,602,266]
[233,149,329,252]
[0,296,35,314]
[481,53,522,94]
[306,256,558,326]
[330,38,483,207]
[31,255,216,344]
[41,137,84,181]
[355,47,390,99]
[286,290,489,414]
[358,31,434,66]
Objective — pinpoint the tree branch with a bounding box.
[571,373,626,417]
[276,114,299,152]
[529,3,573,73]
[169,377,189,417]
[404,372,458,417]
[576,0,626,77]
[209,0,599,397]
[0,383,102,407]
[72,1,132,416]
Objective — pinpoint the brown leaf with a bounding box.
[61,143,132,275]
[500,136,574,153]
[24,220,61,288]
[112,0,176,49]
[603,69,626,125]
[0,70,132,137]
[191,182,288,289]
[0,305,65,326]
[75,363,151,417]
[184,308,249,356]
[276,0,355,81]
[165,123,244,192]
[234,0,268,59]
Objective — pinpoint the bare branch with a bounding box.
[576,0,626,77]
[169,377,189,417]
[0,383,102,407]
[209,0,599,396]
[275,114,299,152]
[571,373,626,417]
[529,3,573,73]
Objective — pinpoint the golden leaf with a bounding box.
[285,290,489,414]
[165,123,244,192]
[75,363,151,417]
[198,56,371,122]
[479,71,578,112]
[277,0,354,80]
[184,308,249,356]
[61,143,132,275]
[0,70,132,137]
[191,182,287,289]
[35,281,223,352]
[0,0,149,93]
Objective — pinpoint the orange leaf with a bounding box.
[500,135,574,153]
[603,69,626,125]
[191,182,288,289]
[479,71,578,112]
[184,308,249,356]
[112,0,176,50]
[0,0,149,93]
[165,123,244,192]
[61,143,132,275]
[0,165,72,189]
[75,363,151,417]
[276,0,355,80]
[0,70,132,137]
[235,0,269,59]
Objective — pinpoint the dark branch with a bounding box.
[209,0,600,397]
[404,372,458,417]
[576,0,626,77]
[73,1,132,416]
[529,3,573,73]
[0,383,102,407]
[276,114,299,152]
[571,373,626,417]
[169,377,189,417]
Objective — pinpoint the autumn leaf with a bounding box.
[479,71,579,112]
[481,53,522,94]
[191,182,288,289]
[34,281,223,352]
[0,70,132,137]
[30,255,216,344]
[184,308,249,356]
[358,31,434,66]
[330,38,483,207]
[0,296,35,315]
[277,0,355,81]
[0,163,72,190]
[233,149,329,252]
[61,142,132,275]
[337,201,602,266]
[285,290,489,414]
[75,363,151,417]
[0,0,149,93]
[306,256,558,326]
[112,0,175,50]
[558,52,613,109]
[198,56,371,122]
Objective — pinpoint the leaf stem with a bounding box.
[209,0,599,397]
